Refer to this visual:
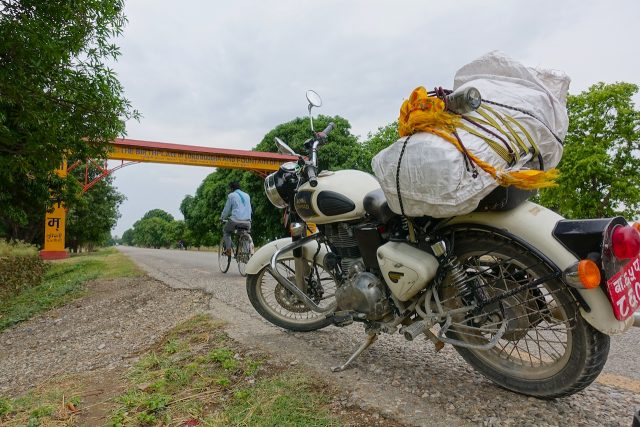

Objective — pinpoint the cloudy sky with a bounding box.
[109,0,640,236]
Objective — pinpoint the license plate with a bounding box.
[606,255,640,321]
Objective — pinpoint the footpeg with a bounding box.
[330,311,354,327]
[401,320,427,341]
[401,320,445,351]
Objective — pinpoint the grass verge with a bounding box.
[0,382,82,427]
[0,315,388,426]
[107,315,340,427]
[0,248,141,331]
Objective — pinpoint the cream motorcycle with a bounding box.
[245,90,640,398]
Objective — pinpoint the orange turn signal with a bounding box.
[632,222,640,233]
[577,259,601,289]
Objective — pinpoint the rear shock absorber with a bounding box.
[431,241,474,301]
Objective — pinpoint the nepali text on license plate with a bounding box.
[606,255,640,321]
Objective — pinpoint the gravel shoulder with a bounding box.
[0,272,401,426]
[120,246,640,427]
[0,276,210,397]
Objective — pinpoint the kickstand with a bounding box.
[331,332,378,372]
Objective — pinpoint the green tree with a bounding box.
[142,209,174,223]
[538,83,640,218]
[121,228,134,246]
[361,122,399,173]
[181,115,363,246]
[167,220,188,246]
[0,0,137,241]
[131,216,171,248]
[66,168,125,252]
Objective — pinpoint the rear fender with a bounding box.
[245,237,330,275]
[447,201,633,335]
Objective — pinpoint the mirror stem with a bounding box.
[308,104,315,132]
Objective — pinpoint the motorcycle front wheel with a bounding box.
[442,228,610,399]
[246,256,337,332]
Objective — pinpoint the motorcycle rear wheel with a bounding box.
[246,256,336,332]
[443,228,610,398]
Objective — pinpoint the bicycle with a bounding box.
[218,220,253,276]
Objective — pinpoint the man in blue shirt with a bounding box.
[220,181,252,256]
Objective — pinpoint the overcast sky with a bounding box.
[109,0,640,236]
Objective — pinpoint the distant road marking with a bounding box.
[597,373,640,393]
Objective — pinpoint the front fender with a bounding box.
[245,237,330,275]
[448,201,633,335]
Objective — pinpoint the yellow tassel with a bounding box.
[398,87,460,136]
[495,169,559,189]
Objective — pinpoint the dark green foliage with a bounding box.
[142,209,174,222]
[0,241,46,299]
[360,122,399,173]
[121,228,134,245]
[123,209,189,248]
[181,115,363,245]
[0,0,137,241]
[538,83,640,218]
[66,166,126,252]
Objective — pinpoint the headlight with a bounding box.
[264,172,287,208]
[264,162,299,209]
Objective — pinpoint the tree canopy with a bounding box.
[181,115,363,246]
[0,0,136,241]
[122,209,188,249]
[538,82,640,219]
[66,166,125,251]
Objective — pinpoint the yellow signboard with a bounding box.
[109,145,284,172]
[40,162,68,260]
[44,200,66,251]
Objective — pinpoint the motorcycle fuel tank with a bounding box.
[294,170,381,224]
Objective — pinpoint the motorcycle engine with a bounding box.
[323,223,362,272]
[335,262,390,320]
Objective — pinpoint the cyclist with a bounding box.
[220,181,252,256]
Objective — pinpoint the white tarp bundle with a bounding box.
[372,51,570,218]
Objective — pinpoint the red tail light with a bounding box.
[611,225,640,259]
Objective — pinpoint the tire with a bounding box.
[442,228,610,398]
[236,234,252,277]
[246,256,336,332]
[218,239,231,273]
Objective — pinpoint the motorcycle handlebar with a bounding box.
[316,122,335,140]
[306,164,318,187]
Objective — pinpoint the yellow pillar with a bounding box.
[40,161,69,260]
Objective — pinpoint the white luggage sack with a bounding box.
[372,51,570,218]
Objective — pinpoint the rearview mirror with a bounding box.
[306,90,322,108]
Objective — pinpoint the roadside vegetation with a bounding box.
[0,315,349,427]
[109,315,339,427]
[0,248,140,331]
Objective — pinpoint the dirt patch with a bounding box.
[0,275,402,426]
[0,276,210,397]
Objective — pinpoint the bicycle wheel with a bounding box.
[218,238,231,273]
[236,234,252,277]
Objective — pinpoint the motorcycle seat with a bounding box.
[363,189,397,224]
[474,186,535,212]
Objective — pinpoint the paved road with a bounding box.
[119,246,640,426]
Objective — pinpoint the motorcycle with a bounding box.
[245,90,640,398]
